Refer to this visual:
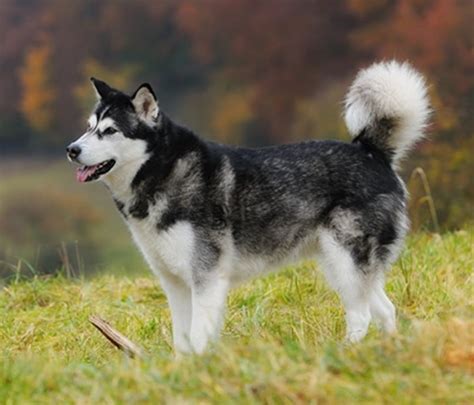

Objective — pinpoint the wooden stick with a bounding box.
[89,314,145,359]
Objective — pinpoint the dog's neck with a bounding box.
[103,153,149,203]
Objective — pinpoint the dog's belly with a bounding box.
[229,230,321,285]
[126,214,321,288]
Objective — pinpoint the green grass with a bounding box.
[0,230,472,404]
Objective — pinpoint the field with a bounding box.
[0,229,472,404]
[0,160,146,277]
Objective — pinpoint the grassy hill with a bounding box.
[0,230,472,404]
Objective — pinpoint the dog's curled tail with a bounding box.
[344,60,430,168]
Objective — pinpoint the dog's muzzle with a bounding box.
[66,144,81,161]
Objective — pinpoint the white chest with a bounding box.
[126,217,196,286]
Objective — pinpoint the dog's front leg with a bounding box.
[190,276,229,354]
[159,271,193,354]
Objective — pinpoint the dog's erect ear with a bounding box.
[90,77,113,99]
[131,83,159,125]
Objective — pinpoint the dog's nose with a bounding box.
[66,144,81,160]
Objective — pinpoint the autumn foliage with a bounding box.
[20,41,56,134]
[0,0,472,228]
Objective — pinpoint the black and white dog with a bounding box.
[67,61,430,354]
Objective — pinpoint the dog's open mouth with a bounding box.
[76,159,116,183]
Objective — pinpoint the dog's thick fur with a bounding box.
[67,61,430,354]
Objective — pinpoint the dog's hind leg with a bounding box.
[159,271,193,354]
[317,230,372,343]
[190,275,230,354]
[369,276,396,334]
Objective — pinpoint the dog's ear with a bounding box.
[131,83,159,125]
[90,77,113,99]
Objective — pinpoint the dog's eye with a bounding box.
[102,127,117,135]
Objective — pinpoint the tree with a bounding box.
[19,40,56,134]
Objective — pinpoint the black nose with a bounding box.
[66,144,81,160]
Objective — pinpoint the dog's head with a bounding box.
[67,78,158,183]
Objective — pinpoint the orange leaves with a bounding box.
[19,41,56,133]
[349,0,471,92]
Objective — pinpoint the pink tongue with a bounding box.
[76,165,98,182]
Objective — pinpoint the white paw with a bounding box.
[345,329,367,343]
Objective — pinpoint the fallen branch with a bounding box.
[89,314,145,359]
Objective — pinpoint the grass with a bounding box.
[0,229,472,404]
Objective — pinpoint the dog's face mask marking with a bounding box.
[67,78,159,183]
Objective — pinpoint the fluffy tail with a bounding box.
[344,60,430,168]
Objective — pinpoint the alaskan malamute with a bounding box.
[67,61,430,354]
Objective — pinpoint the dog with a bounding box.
[67,61,430,354]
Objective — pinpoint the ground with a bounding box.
[0,230,472,404]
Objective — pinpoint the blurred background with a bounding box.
[0,0,472,278]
